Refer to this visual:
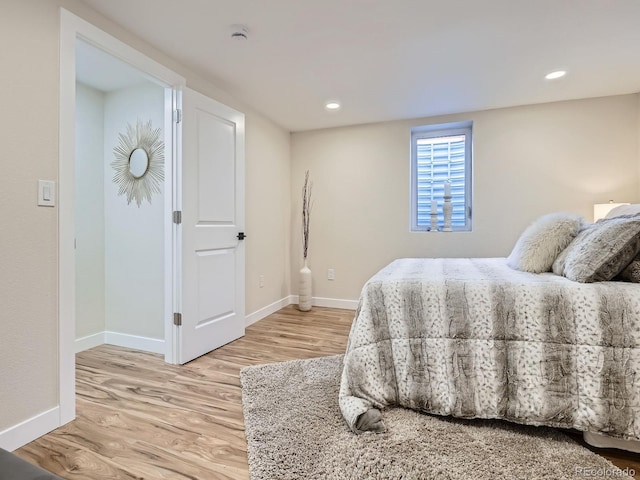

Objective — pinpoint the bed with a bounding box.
[339,211,640,449]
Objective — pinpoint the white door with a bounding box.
[177,88,245,364]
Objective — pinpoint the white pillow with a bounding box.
[507,212,583,273]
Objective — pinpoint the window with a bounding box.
[410,121,472,231]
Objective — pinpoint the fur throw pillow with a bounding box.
[556,215,640,283]
[507,212,583,273]
[618,257,640,283]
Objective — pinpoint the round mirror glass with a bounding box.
[129,148,149,178]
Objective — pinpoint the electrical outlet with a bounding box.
[328,269,335,281]
[259,275,264,288]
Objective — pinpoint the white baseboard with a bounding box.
[288,295,358,311]
[245,296,292,327]
[104,331,165,354]
[0,407,60,452]
[75,331,105,353]
[312,296,359,310]
[75,331,165,354]
[245,295,358,328]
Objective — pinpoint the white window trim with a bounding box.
[410,121,473,232]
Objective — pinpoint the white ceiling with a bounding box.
[76,39,150,92]
[80,0,640,132]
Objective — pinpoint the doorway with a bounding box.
[59,9,186,426]
[59,9,246,433]
[74,39,169,356]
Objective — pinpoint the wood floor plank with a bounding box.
[14,305,639,479]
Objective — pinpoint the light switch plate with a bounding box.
[38,180,56,207]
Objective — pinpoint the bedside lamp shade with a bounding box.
[593,202,630,221]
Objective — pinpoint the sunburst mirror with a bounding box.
[112,119,164,207]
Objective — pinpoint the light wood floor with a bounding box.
[15,306,640,479]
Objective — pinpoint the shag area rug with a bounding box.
[240,355,633,480]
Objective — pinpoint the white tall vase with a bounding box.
[298,258,312,312]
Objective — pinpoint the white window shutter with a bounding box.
[411,122,472,231]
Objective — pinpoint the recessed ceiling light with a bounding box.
[545,70,566,80]
[325,101,341,111]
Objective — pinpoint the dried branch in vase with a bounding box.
[302,170,313,259]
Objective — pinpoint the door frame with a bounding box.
[59,9,185,426]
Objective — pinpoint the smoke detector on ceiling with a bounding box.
[230,25,249,41]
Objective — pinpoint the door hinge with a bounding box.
[173,210,182,224]
[173,312,182,326]
[174,108,182,124]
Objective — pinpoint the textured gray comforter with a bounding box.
[339,258,640,440]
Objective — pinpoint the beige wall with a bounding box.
[0,0,291,434]
[291,94,640,301]
[75,83,106,339]
[103,83,166,339]
[245,114,291,314]
[0,0,60,431]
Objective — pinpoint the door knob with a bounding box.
[237,232,246,240]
